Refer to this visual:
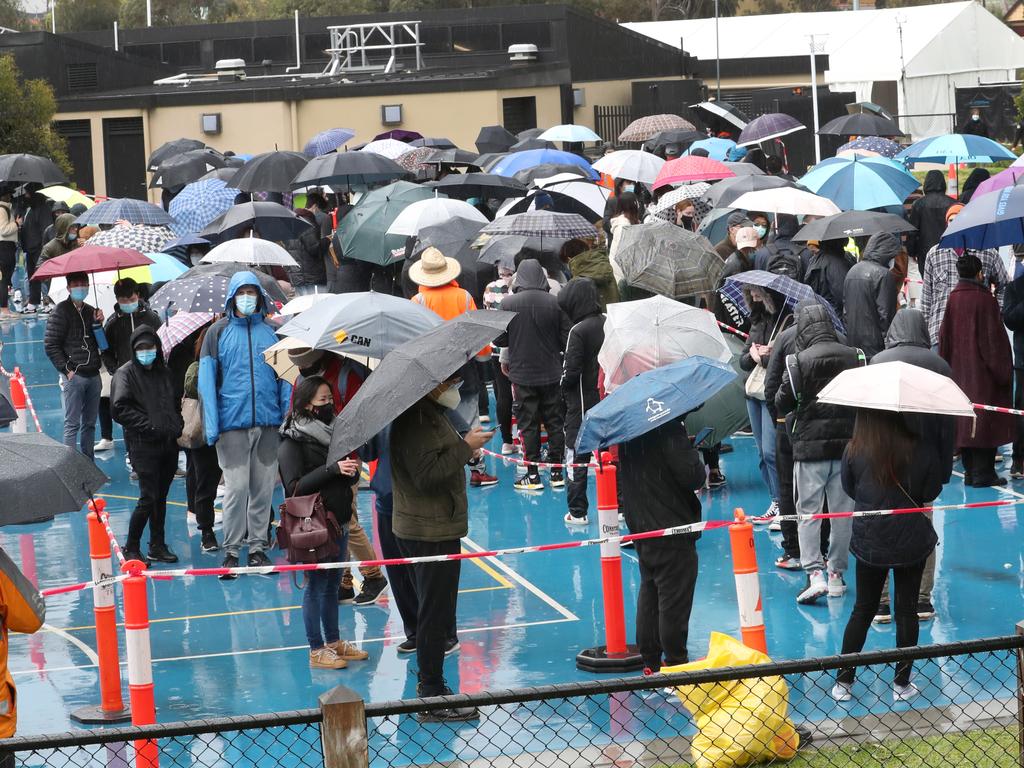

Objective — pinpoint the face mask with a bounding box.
[66,233,78,242]
[235,294,258,316]
[624,184,635,193]
[118,301,138,314]
[433,387,461,410]
[972,114,980,121]
[135,349,157,366]
[754,225,768,239]
[312,403,334,424]
[69,287,89,302]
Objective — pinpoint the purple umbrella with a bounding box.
[974,166,1024,198]
[373,129,422,143]
[737,114,805,147]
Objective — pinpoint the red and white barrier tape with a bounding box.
[480,447,597,469]
[95,502,127,566]
[974,403,1024,417]
[17,373,42,432]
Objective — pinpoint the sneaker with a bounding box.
[514,474,544,491]
[328,639,369,660]
[414,685,478,722]
[917,600,935,621]
[1012,464,1024,479]
[396,638,416,654]
[444,638,460,655]
[768,518,783,532]
[147,544,179,564]
[247,550,273,570]
[751,501,780,525]
[549,469,565,488]
[219,554,239,580]
[309,646,347,669]
[796,570,828,604]
[22,304,36,314]
[353,576,388,606]
[831,682,853,702]
[501,442,518,455]
[827,571,847,597]
[564,512,589,526]
[775,555,802,571]
[122,548,151,567]
[706,469,726,489]
[893,682,919,702]
[338,584,355,604]
[129,470,138,481]
[719,442,734,454]
[479,414,491,424]
[200,530,220,552]
[215,483,226,499]
[174,466,186,478]
[93,438,115,452]
[470,469,499,487]
[874,605,892,624]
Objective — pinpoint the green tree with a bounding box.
[0,55,71,174]
[53,0,120,32]
[0,0,24,30]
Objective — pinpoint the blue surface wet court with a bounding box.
[4,314,1024,760]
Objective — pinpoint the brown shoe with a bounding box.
[328,639,369,661]
[310,646,347,669]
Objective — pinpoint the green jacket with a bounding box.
[570,248,619,310]
[390,397,473,542]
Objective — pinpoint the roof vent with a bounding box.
[215,58,246,82]
[508,44,538,62]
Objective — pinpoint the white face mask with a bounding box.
[433,387,461,410]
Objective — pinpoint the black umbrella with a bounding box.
[0,154,67,187]
[150,150,228,189]
[476,126,517,155]
[517,128,546,141]
[148,138,206,172]
[291,152,407,188]
[183,261,289,299]
[476,152,509,171]
[692,101,749,130]
[792,211,916,243]
[512,163,591,186]
[199,167,240,182]
[328,310,515,461]
[424,148,482,167]
[150,262,287,315]
[430,172,528,201]
[411,218,492,299]
[510,138,555,152]
[642,130,705,155]
[0,392,14,427]
[227,151,309,193]
[410,137,456,149]
[476,234,566,273]
[703,175,796,209]
[817,113,905,137]
[0,433,108,525]
[846,101,895,120]
[215,201,312,241]
[503,189,602,224]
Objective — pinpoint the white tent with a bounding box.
[626,2,1024,140]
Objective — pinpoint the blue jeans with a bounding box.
[60,373,101,460]
[302,529,348,649]
[745,397,779,502]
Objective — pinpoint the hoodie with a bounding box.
[754,214,808,281]
[110,326,184,444]
[569,247,619,310]
[102,299,161,373]
[39,213,78,263]
[804,240,851,318]
[959,168,990,204]
[495,259,571,386]
[907,170,954,267]
[842,231,899,359]
[558,278,605,441]
[197,271,292,445]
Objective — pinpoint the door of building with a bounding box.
[102,117,146,200]
[502,96,537,137]
[54,120,94,194]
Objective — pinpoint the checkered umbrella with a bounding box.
[720,269,844,332]
[87,224,176,253]
[619,114,697,143]
[157,311,216,359]
[481,211,597,240]
[75,198,175,227]
[169,179,240,235]
[615,221,722,299]
[303,128,356,158]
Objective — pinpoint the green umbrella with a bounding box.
[338,181,434,266]
[684,334,750,446]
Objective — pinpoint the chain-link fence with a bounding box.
[4,635,1023,767]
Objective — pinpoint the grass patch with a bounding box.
[786,726,1016,767]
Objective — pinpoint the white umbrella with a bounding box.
[385,199,487,237]
[599,294,731,392]
[360,139,413,160]
[201,237,298,267]
[538,124,602,143]
[495,180,609,219]
[592,150,665,185]
[278,291,335,317]
[728,187,840,217]
[49,275,117,317]
[817,360,976,417]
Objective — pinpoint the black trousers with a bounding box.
[491,358,514,445]
[396,537,461,694]
[0,242,14,309]
[701,443,721,471]
[1012,368,1024,467]
[126,439,179,550]
[963,446,999,483]
[25,248,42,306]
[186,444,221,533]
[476,360,492,415]
[566,450,591,519]
[635,538,698,670]
[376,510,419,643]
[838,558,926,686]
[515,381,565,470]
[98,396,114,441]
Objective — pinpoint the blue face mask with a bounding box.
[69,287,89,303]
[66,233,78,242]
[135,349,157,366]
[624,184,635,193]
[235,294,258,316]
[118,301,139,314]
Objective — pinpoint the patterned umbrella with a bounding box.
[836,137,901,159]
[396,146,436,172]
[737,114,805,147]
[614,221,722,299]
[721,270,843,332]
[619,114,696,143]
[650,184,712,223]
[75,198,175,227]
[150,271,286,315]
[86,224,176,253]
[361,139,413,160]
[303,128,356,158]
[481,211,597,240]
[157,311,216,359]
[169,179,239,234]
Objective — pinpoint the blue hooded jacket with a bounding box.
[197,271,291,445]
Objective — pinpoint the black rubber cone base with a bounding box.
[70,704,132,724]
[576,644,644,672]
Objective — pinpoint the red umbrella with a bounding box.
[33,245,153,281]
[653,157,735,190]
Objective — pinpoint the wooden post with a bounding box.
[1017,621,1024,768]
[319,686,368,768]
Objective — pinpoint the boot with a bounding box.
[961,449,974,486]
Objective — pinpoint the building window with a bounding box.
[123,43,162,61]
[213,38,253,62]
[381,105,403,126]
[304,33,331,61]
[162,41,201,68]
[502,22,552,49]
[451,24,500,53]
[502,96,537,136]
[254,36,292,63]
[420,26,451,54]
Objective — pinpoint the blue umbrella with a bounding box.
[575,356,736,454]
[837,137,900,158]
[169,178,239,235]
[303,128,356,158]
[894,134,1016,165]
[489,149,597,180]
[161,233,209,253]
[720,270,844,333]
[939,186,1024,250]
[75,198,175,227]
[685,137,738,161]
[799,155,920,211]
[698,207,737,244]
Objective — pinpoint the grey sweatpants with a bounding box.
[216,426,280,557]
[795,459,853,575]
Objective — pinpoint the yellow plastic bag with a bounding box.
[662,632,799,768]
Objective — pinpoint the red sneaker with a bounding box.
[470,469,499,487]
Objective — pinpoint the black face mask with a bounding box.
[312,403,334,424]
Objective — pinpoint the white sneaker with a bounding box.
[797,569,828,604]
[751,501,780,525]
[501,442,518,455]
[827,571,847,597]
[215,483,226,499]
[479,414,491,424]
[564,512,589,526]
[831,682,852,702]
[768,518,782,531]
[893,682,919,702]
[93,438,115,452]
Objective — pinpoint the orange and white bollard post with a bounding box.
[946,162,959,197]
[71,500,131,724]
[729,508,767,654]
[577,451,643,672]
[122,559,158,768]
[8,368,26,433]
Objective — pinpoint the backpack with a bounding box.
[765,241,807,282]
[276,493,343,565]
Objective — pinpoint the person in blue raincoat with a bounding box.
[198,271,291,576]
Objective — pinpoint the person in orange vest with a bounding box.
[410,248,499,488]
[0,546,45,740]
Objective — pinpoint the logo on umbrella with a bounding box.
[334,330,348,344]
[646,398,671,422]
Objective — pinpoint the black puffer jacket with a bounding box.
[804,240,852,318]
[775,305,865,461]
[44,298,102,377]
[102,301,161,373]
[1002,275,1024,370]
[907,170,954,267]
[843,231,899,359]
[558,278,604,443]
[110,327,183,444]
[754,214,807,281]
[286,227,326,288]
[278,418,356,525]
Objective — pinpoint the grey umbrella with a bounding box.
[475,234,567,273]
[476,126,517,155]
[0,433,108,525]
[328,311,514,461]
[615,221,723,299]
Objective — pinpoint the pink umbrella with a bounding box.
[974,166,1024,198]
[653,156,735,190]
[33,245,152,280]
[157,311,216,360]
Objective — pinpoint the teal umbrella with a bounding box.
[338,182,434,266]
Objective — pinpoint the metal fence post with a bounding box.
[1016,620,1024,768]
[319,686,368,768]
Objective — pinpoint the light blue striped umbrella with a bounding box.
[169,178,239,235]
[304,128,357,158]
[799,155,920,211]
[75,198,175,227]
[894,134,1016,165]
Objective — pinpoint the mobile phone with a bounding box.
[691,426,714,448]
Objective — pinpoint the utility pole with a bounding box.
[50,0,56,33]
[147,0,152,27]
[808,34,826,164]
[714,0,721,100]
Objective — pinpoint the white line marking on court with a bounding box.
[952,470,1024,500]
[41,623,100,666]
[461,536,579,622]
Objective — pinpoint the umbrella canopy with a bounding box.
[361,138,412,160]
[723,161,765,177]
[278,291,335,317]
[0,433,108,525]
[291,152,406,189]
[303,128,356,158]
[87,224,176,253]
[476,125,517,155]
[526,179,610,219]
[721,270,844,332]
[156,311,215,359]
[517,128,545,141]
[538,124,601,143]
[654,156,735,188]
[894,133,1016,165]
[430,172,528,200]
[328,311,514,461]
[201,237,298,267]
[386,198,487,236]
[489,149,596,180]
[846,101,894,119]
[150,149,227,189]
[214,201,312,242]
[737,114,804,146]
[48,274,117,316]
[619,114,696,143]
[277,290,442,359]
[599,294,731,392]
[120,251,189,284]
[727,187,840,217]
[395,146,437,172]
[614,221,722,300]
[147,138,205,171]
[703,175,794,209]
[33,245,152,280]
[339,181,434,266]
[481,211,597,240]
[374,129,422,143]
[642,130,706,156]
[576,356,735,454]
[683,334,750,446]
[410,137,456,149]
[592,150,665,185]
[698,207,736,245]
[792,210,916,243]
[0,393,14,428]
[799,155,920,211]
[512,163,595,186]
[149,266,287,315]
[168,178,239,234]
[818,360,975,417]
[685,137,737,161]
[836,137,901,159]
[0,153,67,187]
[227,151,309,193]
[974,166,1024,198]
[509,138,555,152]
[412,218,492,296]
[74,198,175,227]
[475,234,566,270]
[422,148,482,167]
[692,101,749,130]
[817,113,905,137]
[649,184,713,222]
[939,186,1024,250]
[39,185,93,209]
[161,233,210,253]
[198,167,241,183]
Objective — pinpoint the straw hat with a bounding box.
[409,246,461,287]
